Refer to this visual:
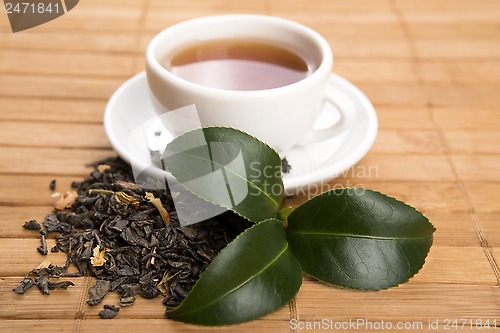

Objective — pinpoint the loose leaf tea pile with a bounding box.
[14,157,251,316]
[14,127,435,327]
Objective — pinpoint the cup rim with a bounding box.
[146,14,333,96]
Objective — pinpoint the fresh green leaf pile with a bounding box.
[162,127,435,326]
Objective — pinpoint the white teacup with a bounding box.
[146,14,356,152]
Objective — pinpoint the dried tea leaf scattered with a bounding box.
[281,157,292,174]
[88,280,111,306]
[99,309,117,319]
[35,275,50,294]
[48,281,74,290]
[119,296,135,307]
[104,304,120,312]
[37,231,48,255]
[12,278,35,294]
[23,220,41,231]
[15,157,251,319]
[13,260,75,296]
[116,180,141,191]
[115,191,140,208]
[99,304,120,319]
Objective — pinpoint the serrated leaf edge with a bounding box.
[288,187,435,291]
[302,235,433,291]
[289,187,436,232]
[286,230,434,241]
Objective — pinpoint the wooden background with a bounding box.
[1,0,499,332]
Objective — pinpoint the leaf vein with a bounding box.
[171,151,280,209]
[287,231,432,241]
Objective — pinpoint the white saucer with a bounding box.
[104,72,377,195]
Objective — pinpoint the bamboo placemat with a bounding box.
[1,0,499,332]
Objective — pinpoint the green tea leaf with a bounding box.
[166,219,302,326]
[286,188,435,290]
[162,127,283,222]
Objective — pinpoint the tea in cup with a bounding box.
[146,14,356,152]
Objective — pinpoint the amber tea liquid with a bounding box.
[163,39,312,91]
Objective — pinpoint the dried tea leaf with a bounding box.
[119,296,135,307]
[104,304,120,312]
[48,281,74,290]
[88,280,111,306]
[15,156,252,317]
[35,275,50,294]
[145,192,171,225]
[13,278,35,294]
[281,158,292,174]
[55,191,78,210]
[37,231,48,255]
[88,189,114,196]
[116,180,141,191]
[90,246,107,267]
[115,191,140,208]
[42,214,62,233]
[119,283,141,297]
[141,286,161,299]
[23,220,41,231]
[120,228,149,248]
[99,308,118,319]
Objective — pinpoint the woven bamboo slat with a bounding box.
[1,0,499,332]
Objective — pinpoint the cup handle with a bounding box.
[298,79,357,146]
